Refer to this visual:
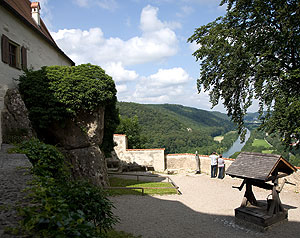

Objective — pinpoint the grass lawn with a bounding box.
[107,177,178,196]
[262,150,274,154]
[252,139,272,148]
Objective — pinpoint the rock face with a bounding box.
[1,88,35,143]
[50,108,105,150]
[1,88,109,187]
[49,106,109,187]
[64,146,108,187]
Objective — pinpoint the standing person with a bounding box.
[218,154,225,179]
[195,151,200,174]
[209,152,218,178]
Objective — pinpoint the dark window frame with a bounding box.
[1,34,26,70]
[9,42,17,67]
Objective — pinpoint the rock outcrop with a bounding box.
[1,88,109,187]
[1,88,35,143]
[49,107,109,187]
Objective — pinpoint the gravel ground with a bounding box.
[110,173,300,238]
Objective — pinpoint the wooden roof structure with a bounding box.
[226,152,297,182]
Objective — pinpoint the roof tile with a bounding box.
[226,152,296,181]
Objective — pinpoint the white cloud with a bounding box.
[148,67,190,87]
[74,0,118,10]
[140,5,181,32]
[52,5,178,67]
[132,67,192,102]
[116,84,128,93]
[96,0,118,10]
[176,5,194,17]
[75,0,88,7]
[103,62,139,83]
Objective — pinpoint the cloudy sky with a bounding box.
[38,0,235,112]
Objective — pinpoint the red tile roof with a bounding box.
[1,0,74,65]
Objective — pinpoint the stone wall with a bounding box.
[113,134,235,173]
[113,134,165,172]
[283,169,300,193]
[125,149,166,171]
[166,153,233,174]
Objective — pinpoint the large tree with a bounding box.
[188,0,300,147]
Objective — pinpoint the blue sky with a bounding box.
[38,0,236,112]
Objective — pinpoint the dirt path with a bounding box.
[110,173,300,238]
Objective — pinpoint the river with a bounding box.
[222,128,251,158]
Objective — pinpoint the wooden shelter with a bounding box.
[226,152,297,230]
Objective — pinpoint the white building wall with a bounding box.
[0,6,72,89]
[0,6,73,147]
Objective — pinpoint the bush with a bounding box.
[13,139,118,237]
[18,64,119,154]
[13,138,66,178]
[20,178,118,237]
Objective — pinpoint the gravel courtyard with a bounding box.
[110,173,300,238]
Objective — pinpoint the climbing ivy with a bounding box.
[18,64,119,153]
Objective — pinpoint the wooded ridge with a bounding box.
[117,102,237,154]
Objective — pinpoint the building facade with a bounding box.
[0,0,74,145]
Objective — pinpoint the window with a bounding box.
[9,42,17,67]
[1,34,27,70]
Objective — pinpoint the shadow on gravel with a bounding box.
[111,194,300,238]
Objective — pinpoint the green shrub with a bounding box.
[20,178,118,237]
[13,139,118,237]
[13,138,66,178]
[18,64,119,154]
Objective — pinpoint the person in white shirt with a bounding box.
[217,154,225,179]
[209,152,218,178]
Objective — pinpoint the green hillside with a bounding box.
[117,102,237,154]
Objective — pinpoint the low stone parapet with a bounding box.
[113,135,166,172]
[125,148,165,172]
[166,153,233,174]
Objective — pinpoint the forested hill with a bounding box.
[117,102,237,154]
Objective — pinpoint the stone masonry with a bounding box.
[0,85,8,147]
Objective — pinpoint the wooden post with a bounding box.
[267,178,285,215]
[241,181,257,207]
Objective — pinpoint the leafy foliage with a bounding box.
[13,138,66,178]
[241,129,300,166]
[115,115,147,149]
[117,102,237,154]
[188,0,300,147]
[19,178,117,237]
[18,64,119,154]
[14,139,118,237]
